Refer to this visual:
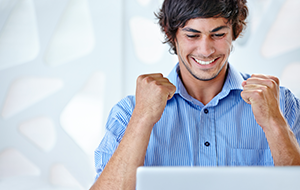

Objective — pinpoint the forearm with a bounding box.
[90,111,155,190]
[263,116,300,166]
[90,73,175,190]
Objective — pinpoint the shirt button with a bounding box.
[204,141,210,147]
[204,109,209,114]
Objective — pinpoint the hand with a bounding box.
[241,74,285,130]
[134,73,176,125]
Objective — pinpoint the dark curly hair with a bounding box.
[155,0,248,54]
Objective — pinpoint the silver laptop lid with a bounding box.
[136,166,300,190]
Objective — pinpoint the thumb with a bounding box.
[241,91,251,104]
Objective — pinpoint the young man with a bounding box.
[90,0,300,189]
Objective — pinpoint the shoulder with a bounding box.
[279,87,300,130]
[280,87,300,110]
[112,95,136,113]
[279,86,299,105]
[106,95,135,130]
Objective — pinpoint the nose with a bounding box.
[196,36,215,57]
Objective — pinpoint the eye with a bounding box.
[212,33,225,38]
[186,34,199,39]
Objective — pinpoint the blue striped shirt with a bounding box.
[94,63,300,179]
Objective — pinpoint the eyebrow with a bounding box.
[182,25,230,33]
[211,26,230,32]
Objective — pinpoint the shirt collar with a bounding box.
[167,63,245,106]
[222,63,244,91]
[168,63,194,103]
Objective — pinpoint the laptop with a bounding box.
[136,166,300,190]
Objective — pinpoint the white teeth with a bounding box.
[194,58,215,65]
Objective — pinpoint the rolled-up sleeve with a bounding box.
[283,88,300,143]
[94,96,135,180]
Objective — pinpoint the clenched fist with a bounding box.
[134,73,176,125]
[241,74,286,131]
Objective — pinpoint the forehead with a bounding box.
[183,17,231,31]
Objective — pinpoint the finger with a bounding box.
[137,74,164,87]
[248,74,279,85]
[139,73,173,83]
[251,74,269,79]
[241,81,268,103]
[154,77,172,84]
[242,75,268,87]
[242,83,267,91]
[143,73,164,78]
[244,77,278,90]
[155,81,176,100]
[240,90,251,104]
[167,84,176,100]
[138,74,176,99]
[241,88,264,105]
[268,75,279,85]
[137,73,164,82]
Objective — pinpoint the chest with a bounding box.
[144,96,274,166]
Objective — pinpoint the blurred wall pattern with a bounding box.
[0,0,299,189]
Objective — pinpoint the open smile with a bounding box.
[192,57,219,65]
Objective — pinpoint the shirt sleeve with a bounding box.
[94,96,135,180]
[282,88,300,143]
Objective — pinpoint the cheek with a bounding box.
[179,41,197,54]
[219,38,232,54]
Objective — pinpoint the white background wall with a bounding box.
[0,0,299,189]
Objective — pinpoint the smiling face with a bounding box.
[175,17,233,82]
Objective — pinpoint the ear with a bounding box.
[174,36,177,44]
[163,26,172,41]
[163,26,168,35]
[232,24,242,41]
[164,26,176,46]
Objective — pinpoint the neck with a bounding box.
[180,64,228,105]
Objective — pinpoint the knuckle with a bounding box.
[144,76,154,83]
[137,75,156,86]
[261,85,268,90]
[267,79,277,89]
[137,74,146,81]
[271,75,279,80]
[258,86,268,93]
[272,76,280,85]
[265,80,272,87]
[254,89,264,97]
[157,73,164,77]
[171,84,176,90]
[153,80,161,86]
[164,77,170,82]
